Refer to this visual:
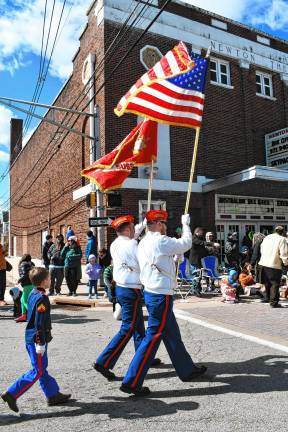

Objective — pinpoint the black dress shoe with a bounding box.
[151,358,162,367]
[120,384,151,396]
[182,365,207,381]
[260,299,269,303]
[93,363,116,381]
[47,392,71,406]
[1,392,19,412]
[270,303,282,308]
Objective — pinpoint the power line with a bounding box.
[4,0,158,211]
[0,99,93,140]
[0,0,148,200]
[23,0,57,137]
[0,0,141,186]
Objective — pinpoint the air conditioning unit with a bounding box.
[144,165,159,177]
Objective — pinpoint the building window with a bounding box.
[256,72,273,97]
[139,200,166,221]
[210,58,231,86]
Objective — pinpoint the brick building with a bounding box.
[9,0,288,259]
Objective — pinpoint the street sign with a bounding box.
[89,217,115,227]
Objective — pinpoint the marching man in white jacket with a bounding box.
[120,210,207,396]
[93,214,159,381]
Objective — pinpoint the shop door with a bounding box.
[216,223,240,264]
[259,225,274,235]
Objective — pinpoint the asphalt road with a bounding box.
[0,304,287,432]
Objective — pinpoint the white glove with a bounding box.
[214,243,220,248]
[35,344,46,356]
[134,219,147,239]
[174,254,184,263]
[113,303,122,321]
[181,214,190,226]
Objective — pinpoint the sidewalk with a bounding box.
[4,256,108,307]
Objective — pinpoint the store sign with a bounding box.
[216,194,288,221]
[265,127,288,169]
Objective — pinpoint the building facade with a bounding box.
[9,0,288,259]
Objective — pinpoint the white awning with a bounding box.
[203,165,288,193]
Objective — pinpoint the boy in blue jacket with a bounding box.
[1,267,71,413]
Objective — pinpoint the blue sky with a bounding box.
[0,0,288,211]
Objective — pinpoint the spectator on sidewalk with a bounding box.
[239,262,263,298]
[225,232,240,270]
[16,254,35,322]
[85,231,97,262]
[189,227,208,269]
[99,248,112,298]
[103,261,114,303]
[42,235,53,270]
[205,232,220,257]
[85,255,102,299]
[61,237,82,297]
[65,226,74,241]
[220,269,239,304]
[48,234,65,296]
[258,226,288,308]
[0,243,7,306]
[250,232,265,282]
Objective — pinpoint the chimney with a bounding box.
[10,118,23,164]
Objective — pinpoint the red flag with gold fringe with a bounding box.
[81,119,157,192]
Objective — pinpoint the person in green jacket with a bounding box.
[61,237,82,296]
[16,255,35,323]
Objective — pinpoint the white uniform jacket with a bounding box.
[110,236,142,289]
[137,225,192,295]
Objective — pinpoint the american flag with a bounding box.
[115,42,208,129]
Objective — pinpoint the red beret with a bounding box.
[111,215,134,230]
[146,210,168,222]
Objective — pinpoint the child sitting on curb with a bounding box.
[220,269,239,304]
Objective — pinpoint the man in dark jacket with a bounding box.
[85,231,97,262]
[48,234,65,296]
[42,235,53,269]
[189,227,209,296]
[225,232,240,270]
[189,227,209,268]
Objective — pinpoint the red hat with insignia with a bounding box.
[111,215,135,230]
[146,210,168,222]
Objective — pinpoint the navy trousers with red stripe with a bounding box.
[8,344,59,399]
[122,291,196,389]
[96,286,145,370]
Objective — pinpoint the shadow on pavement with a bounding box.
[146,354,288,398]
[0,399,199,425]
[50,314,100,325]
[1,355,287,425]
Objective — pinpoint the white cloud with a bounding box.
[0,105,13,148]
[249,0,288,31]
[0,0,91,79]
[0,150,9,162]
[182,0,251,21]
[182,0,288,34]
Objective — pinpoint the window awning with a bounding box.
[203,165,288,193]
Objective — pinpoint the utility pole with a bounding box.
[87,54,105,249]
[88,54,96,237]
[94,105,105,249]
[48,178,51,232]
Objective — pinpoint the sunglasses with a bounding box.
[159,220,167,225]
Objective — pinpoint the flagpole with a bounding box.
[175,127,201,286]
[184,127,201,213]
[147,159,154,211]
